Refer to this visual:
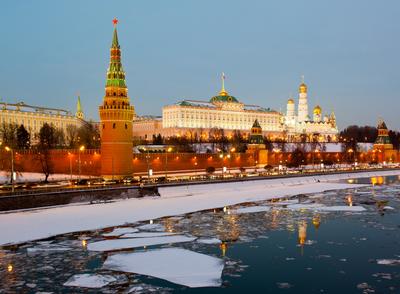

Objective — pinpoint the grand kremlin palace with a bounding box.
[132,76,339,142]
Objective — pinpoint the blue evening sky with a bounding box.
[1,0,399,130]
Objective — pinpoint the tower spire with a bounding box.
[219,72,228,96]
[75,94,84,119]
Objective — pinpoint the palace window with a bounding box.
[113,123,116,129]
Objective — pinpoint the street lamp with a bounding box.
[165,147,173,179]
[347,148,354,169]
[5,146,14,193]
[144,147,150,179]
[78,145,85,180]
[68,152,73,180]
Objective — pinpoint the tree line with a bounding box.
[0,122,100,150]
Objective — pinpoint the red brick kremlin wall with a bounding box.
[0,149,398,177]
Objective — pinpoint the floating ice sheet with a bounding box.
[316,206,366,212]
[232,206,270,214]
[121,232,177,238]
[88,235,196,251]
[197,238,222,244]
[376,259,400,266]
[27,244,71,253]
[102,227,139,237]
[103,248,224,288]
[136,223,165,232]
[286,203,325,210]
[63,273,116,288]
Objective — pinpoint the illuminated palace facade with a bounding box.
[0,98,85,141]
[133,76,338,142]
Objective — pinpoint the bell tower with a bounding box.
[99,18,135,179]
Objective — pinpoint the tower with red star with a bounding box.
[99,19,135,179]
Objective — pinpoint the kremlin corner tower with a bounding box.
[99,19,135,179]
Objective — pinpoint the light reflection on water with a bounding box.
[1,175,400,293]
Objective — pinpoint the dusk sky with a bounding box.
[1,0,399,130]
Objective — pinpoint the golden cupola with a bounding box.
[287,98,295,105]
[313,105,322,115]
[299,82,307,94]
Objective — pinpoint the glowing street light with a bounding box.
[5,146,15,193]
[165,146,173,179]
[78,145,85,180]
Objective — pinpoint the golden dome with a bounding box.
[313,105,322,114]
[299,83,307,94]
[287,98,295,105]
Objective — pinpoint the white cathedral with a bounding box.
[283,80,338,142]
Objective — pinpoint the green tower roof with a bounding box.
[106,26,126,88]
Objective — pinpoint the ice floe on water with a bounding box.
[88,235,196,251]
[63,273,117,288]
[316,205,366,212]
[103,248,224,288]
[121,232,177,238]
[286,203,325,210]
[376,259,400,266]
[102,227,139,237]
[231,206,271,214]
[197,238,222,244]
[136,223,165,232]
[27,244,72,253]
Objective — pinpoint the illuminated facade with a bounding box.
[0,99,85,142]
[157,74,282,139]
[284,80,338,142]
[99,19,135,179]
[133,76,339,142]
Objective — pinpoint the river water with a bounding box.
[1,175,400,293]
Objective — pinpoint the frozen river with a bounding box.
[1,174,400,293]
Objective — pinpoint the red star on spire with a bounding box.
[112,18,118,27]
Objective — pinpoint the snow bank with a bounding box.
[103,248,224,287]
[0,169,399,246]
[88,235,196,251]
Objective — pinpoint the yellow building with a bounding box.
[0,98,85,143]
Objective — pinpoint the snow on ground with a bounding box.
[0,169,399,246]
[102,227,139,237]
[0,171,87,183]
[88,235,196,252]
[102,248,224,288]
[63,273,116,288]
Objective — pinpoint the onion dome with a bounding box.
[287,98,295,105]
[313,105,322,114]
[299,82,307,94]
[210,72,239,103]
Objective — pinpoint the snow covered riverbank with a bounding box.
[0,169,399,246]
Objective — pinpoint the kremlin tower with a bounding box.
[99,19,135,179]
